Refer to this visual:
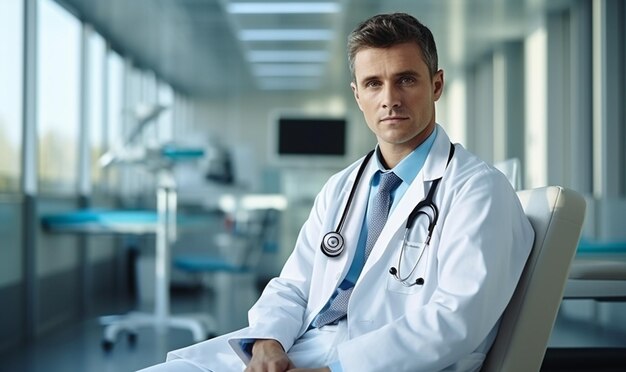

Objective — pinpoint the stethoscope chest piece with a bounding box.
[321,232,345,257]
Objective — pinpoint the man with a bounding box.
[141,12,533,372]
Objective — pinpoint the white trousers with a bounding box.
[137,321,348,372]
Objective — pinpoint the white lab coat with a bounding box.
[167,126,534,372]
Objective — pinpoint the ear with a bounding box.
[432,69,444,101]
[351,81,364,111]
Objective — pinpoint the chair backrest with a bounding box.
[481,186,586,372]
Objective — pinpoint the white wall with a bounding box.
[186,90,376,266]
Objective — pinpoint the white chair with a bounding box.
[493,158,626,300]
[481,186,586,372]
[494,158,522,190]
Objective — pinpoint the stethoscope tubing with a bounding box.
[334,150,375,234]
[394,228,429,283]
[392,144,454,286]
[320,150,375,257]
[321,142,455,287]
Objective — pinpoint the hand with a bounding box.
[287,368,331,372]
[244,339,294,372]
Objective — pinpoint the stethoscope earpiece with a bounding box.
[389,266,424,286]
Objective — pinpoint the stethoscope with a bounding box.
[321,143,455,287]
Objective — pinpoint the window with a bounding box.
[0,0,23,192]
[107,51,124,151]
[158,82,174,143]
[525,25,548,189]
[173,94,193,141]
[137,69,159,145]
[105,50,124,190]
[37,0,82,193]
[88,29,106,187]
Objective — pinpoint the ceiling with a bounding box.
[59,0,576,98]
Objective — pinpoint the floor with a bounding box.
[0,290,207,372]
[2,293,626,372]
[542,300,626,372]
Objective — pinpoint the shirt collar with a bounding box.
[374,125,439,185]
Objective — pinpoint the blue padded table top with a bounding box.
[41,209,159,234]
[577,237,626,255]
[174,254,251,274]
[41,209,211,235]
[161,146,204,160]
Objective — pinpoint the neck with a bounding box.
[378,123,436,168]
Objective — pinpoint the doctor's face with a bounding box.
[351,42,443,158]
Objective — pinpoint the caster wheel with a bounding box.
[102,340,114,352]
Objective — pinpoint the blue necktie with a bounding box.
[312,171,402,327]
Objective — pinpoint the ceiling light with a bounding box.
[227,2,340,14]
[257,77,321,90]
[246,50,330,63]
[239,29,333,41]
[252,63,325,77]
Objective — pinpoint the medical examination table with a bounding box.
[564,238,626,300]
[40,143,222,352]
[41,207,218,351]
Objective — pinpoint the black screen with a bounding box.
[278,117,346,156]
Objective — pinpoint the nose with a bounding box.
[382,85,401,109]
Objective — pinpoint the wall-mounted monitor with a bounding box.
[276,116,347,156]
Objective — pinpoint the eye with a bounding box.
[364,80,382,88]
[398,76,416,85]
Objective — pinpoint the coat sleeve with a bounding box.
[337,168,534,371]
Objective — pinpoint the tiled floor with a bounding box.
[2,295,626,372]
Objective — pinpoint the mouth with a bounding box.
[380,116,409,124]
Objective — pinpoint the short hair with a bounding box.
[347,13,439,80]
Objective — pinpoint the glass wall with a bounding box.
[140,70,159,146]
[0,0,24,193]
[105,50,125,191]
[158,82,174,143]
[88,29,106,187]
[107,51,124,152]
[37,0,82,194]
